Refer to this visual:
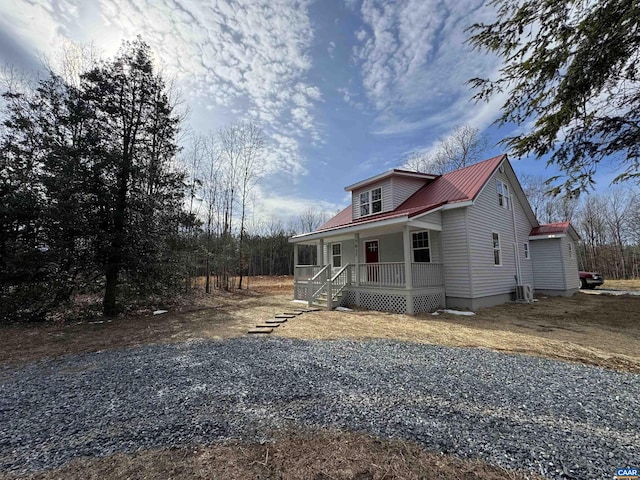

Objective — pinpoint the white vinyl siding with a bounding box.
[563,237,580,289]
[345,230,442,264]
[440,208,472,297]
[390,176,427,209]
[530,239,565,290]
[465,168,536,297]
[530,236,580,291]
[352,179,392,220]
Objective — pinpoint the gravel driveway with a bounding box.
[1,338,639,479]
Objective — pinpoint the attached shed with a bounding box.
[529,222,580,296]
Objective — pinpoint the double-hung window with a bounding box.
[412,231,431,262]
[359,187,382,216]
[523,242,530,259]
[493,232,502,266]
[332,244,341,268]
[497,180,510,209]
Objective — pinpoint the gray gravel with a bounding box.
[1,338,639,478]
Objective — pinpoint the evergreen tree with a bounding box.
[1,38,186,321]
[80,38,183,316]
[468,0,640,193]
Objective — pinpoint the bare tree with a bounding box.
[604,188,632,278]
[431,125,487,173]
[43,39,101,88]
[520,174,550,220]
[521,174,578,223]
[235,121,265,289]
[403,125,487,174]
[403,149,431,173]
[299,206,328,233]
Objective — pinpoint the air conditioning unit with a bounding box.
[515,284,534,303]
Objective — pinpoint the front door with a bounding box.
[365,240,379,283]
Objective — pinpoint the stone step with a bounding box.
[275,314,296,319]
[265,318,288,324]
[247,327,273,334]
[282,311,303,315]
[257,323,279,328]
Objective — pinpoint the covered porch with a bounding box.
[290,214,446,314]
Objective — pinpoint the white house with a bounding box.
[290,154,580,314]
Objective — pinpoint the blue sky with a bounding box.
[0,0,622,224]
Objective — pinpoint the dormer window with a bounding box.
[360,187,382,216]
[497,179,510,209]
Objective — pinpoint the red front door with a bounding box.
[365,240,379,282]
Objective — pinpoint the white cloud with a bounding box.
[353,0,502,137]
[249,185,345,228]
[0,0,322,177]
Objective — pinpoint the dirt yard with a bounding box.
[2,276,638,479]
[7,429,541,480]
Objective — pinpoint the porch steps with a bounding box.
[313,291,345,309]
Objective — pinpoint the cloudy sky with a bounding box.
[0,0,618,224]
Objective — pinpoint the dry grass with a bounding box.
[4,428,541,480]
[0,285,293,366]
[603,278,640,291]
[275,291,640,373]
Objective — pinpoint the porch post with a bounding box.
[354,233,360,286]
[403,225,414,315]
[317,239,324,266]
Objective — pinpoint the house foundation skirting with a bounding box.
[446,293,513,310]
[340,286,445,314]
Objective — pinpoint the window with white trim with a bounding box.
[412,231,431,262]
[497,179,510,209]
[359,187,382,216]
[332,243,341,268]
[493,232,502,265]
[568,242,573,259]
[523,242,530,259]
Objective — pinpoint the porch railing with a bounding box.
[412,263,444,288]
[295,265,323,281]
[297,262,444,291]
[329,264,351,305]
[308,264,330,306]
[358,262,443,288]
[358,262,405,287]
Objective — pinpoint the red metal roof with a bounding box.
[315,154,507,234]
[529,221,571,236]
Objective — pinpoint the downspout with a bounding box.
[511,198,522,284]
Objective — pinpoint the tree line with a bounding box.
[522,177,640,280]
